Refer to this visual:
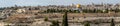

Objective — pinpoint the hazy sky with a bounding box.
[0,0,120,7]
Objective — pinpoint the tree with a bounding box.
[44,17,49,21]
[84,21,90,26]
[93,9,97,13]
[115,8,119,13]
[62,11,68,26]
[111,18,115,26]
[105,9,109,13]
[102,10,106,13]
[34,7,39,10]
[50,20,59,26]
[68,9,72,13]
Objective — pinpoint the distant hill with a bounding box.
[0,8,4,10]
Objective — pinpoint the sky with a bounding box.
[0,0,120,7]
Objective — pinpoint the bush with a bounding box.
[44,17,49,21]
[50,20,59,26]
[84,21,90,26]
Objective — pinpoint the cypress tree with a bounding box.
[62,11,68,26]
[111,18,115,26]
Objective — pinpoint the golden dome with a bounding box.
[76,4,81,8]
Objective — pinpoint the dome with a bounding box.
[76,4,81,8]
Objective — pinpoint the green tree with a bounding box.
[44,17,49,21]
[115,8,120,13]
[68,9,72,13]
[105,9,109,13]
[62,11,68,26]
[46,9,50,13]
[84,21,90,26]
[111,18,115,26]
[93,9,97,13]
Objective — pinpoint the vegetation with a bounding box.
[44,9,80,13]
[44,8,120,13]
[62,11,68,26]
[44,17,49,21]
[114,8,120,13]
[50,20,59,26]
[0,8,5,10]
[84,21,90,26]
[111,18,115,26]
